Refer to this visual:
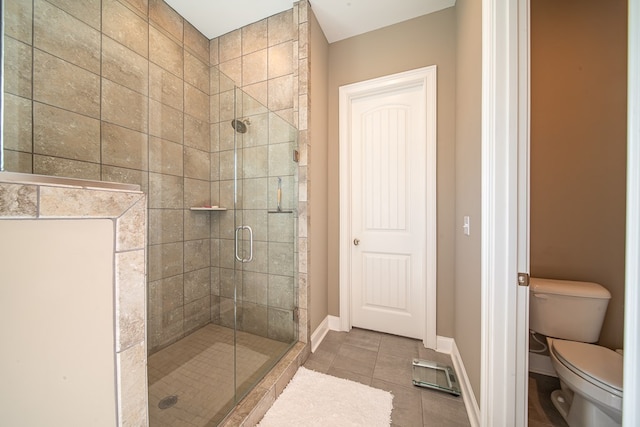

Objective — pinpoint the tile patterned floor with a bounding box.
[147,324,567,426]
[303,328,471,427]
[147,324,290,427]
[528,372,569,427]
[304,328,568,427]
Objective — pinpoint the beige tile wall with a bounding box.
[2,0,310,353]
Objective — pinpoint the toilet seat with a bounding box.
[552,339,623,397]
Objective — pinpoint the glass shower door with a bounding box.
[232,86,298,402]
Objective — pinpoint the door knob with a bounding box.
[353,238,360,246]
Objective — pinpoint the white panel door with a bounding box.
[350,84,427,339]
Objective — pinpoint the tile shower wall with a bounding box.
[3,0,311,352]
[3,0,213,352]
[208,3,309,344]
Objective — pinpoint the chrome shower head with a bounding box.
[231,118,249,134]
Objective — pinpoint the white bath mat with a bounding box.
[258,367,393,426]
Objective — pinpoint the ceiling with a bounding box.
[164,0,456,43]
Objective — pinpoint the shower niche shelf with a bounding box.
[190,206,227,211]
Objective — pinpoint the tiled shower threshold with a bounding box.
[219,341,309,426]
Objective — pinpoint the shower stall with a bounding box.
[146,69,299,426]
[2,1,303,424]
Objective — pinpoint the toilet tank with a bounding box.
[529,277,611,343]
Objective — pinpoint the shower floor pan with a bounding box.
[412,358,461,396]
[147,324,290,426]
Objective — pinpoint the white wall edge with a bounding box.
[450,339,481,427]
[481,0,523,424]
[624,0,640,425]
[338,82,352,334]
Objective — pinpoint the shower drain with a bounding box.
[158,395,178,409]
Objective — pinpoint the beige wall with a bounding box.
[309,9,330,333]
[530,0,627,350]
[454,0,483,400]
[326,8,458,337]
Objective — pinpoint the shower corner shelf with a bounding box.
[190,206,227,211]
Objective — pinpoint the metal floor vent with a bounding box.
[158,395,178,409]
[412,359,461,396]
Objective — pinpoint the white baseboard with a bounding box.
[436,335,454,354]
[310,317,330,353]
[529,352,557,377]
[449,339,480,427]
[311,315,344,352]
[328,315,342,331]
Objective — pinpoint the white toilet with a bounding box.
[529,277,623,427]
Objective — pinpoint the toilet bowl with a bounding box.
[529,277,622,427]
[547,337,623,427]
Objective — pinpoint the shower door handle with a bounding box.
[244,225,254,263]
[235,225,254,263]
[235,226,242,262]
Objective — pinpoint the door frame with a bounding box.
[338,66,438,349]
[624,3,640,426]
[482,0,640,426]
[480,0,527,424]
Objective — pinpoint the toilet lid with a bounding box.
[553,339,623,394]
